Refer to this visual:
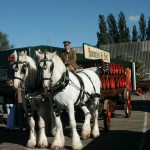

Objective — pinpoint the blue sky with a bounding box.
[0,0,150,49]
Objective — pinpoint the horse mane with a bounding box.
[18,52,38,90]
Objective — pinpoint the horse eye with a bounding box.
[21,64,27,74]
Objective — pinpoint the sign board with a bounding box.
[83,43,110,63]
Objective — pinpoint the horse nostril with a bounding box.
[43,85,49,91]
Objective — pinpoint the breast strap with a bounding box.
[74,71,100,106]
[50,70,69,96]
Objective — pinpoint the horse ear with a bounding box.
[53,51,57,55]
[35,50,43,60]
[51,51,57,59]
[37,49,42,53]
[19,51,27,60]
[10,50,17,61]
[20,51,25,55]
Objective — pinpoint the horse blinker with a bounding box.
[50,62,54,72]
[21,63,28,74]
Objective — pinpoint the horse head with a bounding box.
[10,50,37,89]
[35,50,66,91]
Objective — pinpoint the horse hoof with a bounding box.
[27,138,36,148]
[27,142,36,148]
[92,132,100,138]
[38,143,48,148]
[51,146,63,150]
[81,135,90,140]
[81,132,91,140]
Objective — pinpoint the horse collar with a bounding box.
[49,69,69,95]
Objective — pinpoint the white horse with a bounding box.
[10,50,55,148]
[36,51,101,150]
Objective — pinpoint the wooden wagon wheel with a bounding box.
[123,89,132,118]
[103,99,111,131]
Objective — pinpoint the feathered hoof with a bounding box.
[72,145,83,150]
[26,140,36,148]
[81,131,91,140]
[38,141,48,148]
[72,141,83,150]
[92,132,100,138]
[51,138,65,150]
[81,134,91,140]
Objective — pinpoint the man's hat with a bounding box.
[63,41,71,46]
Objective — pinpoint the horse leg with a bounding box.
[51,114,56,136]
[27,116,36,148]
[68,106,83,150]
[90,98,100,138]
[48,95,56,136]
[80,106,92,139]
[37,104,48,148]
[51,115,65,149]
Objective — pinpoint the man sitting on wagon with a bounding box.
[60,41,78,71]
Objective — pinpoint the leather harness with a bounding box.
[49,69,100,108]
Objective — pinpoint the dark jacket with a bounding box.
[0,84,16,104]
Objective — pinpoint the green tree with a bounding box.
[116,55,145,81]
[146,17,150,40]
[0,31,14,50]
[125,27,131,42]
[132,25,138,42]
[97,14,109,47]
[138,13,146,41]
[135,60,145,81]
[118,11,130,42]
[107,13,119,44]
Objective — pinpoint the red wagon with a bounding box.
[77,43,134,130]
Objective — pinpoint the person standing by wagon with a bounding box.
[15,87,28,131]
[60,41,78,71]
[0,79,17,130]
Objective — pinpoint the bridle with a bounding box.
[38,53,54,83]
[10,54,29,86]
[38,53,69,95]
